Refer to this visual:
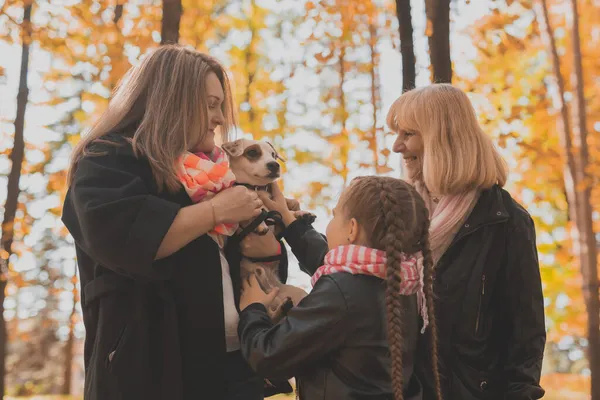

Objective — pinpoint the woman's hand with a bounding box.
[240,274,280,311]
[258,184,297,227]
[211,186,263,224]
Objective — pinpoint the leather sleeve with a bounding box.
[61,147,180,280]
[502,210,546,399]
[238,275,348,380]
[282,219,329,275]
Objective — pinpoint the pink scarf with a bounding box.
[415,182,479,264]
[312,245,429,333]
[177,147,237,248]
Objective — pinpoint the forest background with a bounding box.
[1,0,599,398]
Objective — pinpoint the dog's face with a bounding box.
[222,139,285,186]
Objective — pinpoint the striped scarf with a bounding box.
[177,147,237,248]
[312,245,429,333]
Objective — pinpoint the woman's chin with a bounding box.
[405,166,423,183]
[191,142,215,153]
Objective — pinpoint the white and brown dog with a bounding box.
[222,138,312,321]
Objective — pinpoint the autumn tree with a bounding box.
[462,2,600,395]
[394,0,416,91]
[0,2,33,397]
[537,0,599,392]
[161,0,182,44]
[425,0,452,82]
[568,0,600,396]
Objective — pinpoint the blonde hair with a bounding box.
[386,84,507,195]
[68,45,236,192]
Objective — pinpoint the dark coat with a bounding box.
[61,133,289,400]
[415,185,546,400]
[238,221,423,400]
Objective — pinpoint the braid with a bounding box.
[341,176,442,400]
[378,180,407,400]
[420,213,443,400]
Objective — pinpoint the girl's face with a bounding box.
[326,191,362,250]
[392,130,424,183]
[192,71,225,153]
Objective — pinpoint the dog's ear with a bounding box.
[222,139,245,157]
[266,141,286,163]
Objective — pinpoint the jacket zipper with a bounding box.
[475,274,486,334]
[106,325,127,367]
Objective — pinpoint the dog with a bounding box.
[222,138,311,321]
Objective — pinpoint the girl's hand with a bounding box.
[240,274,280,311]
[258,184,296,226]
[210,186,263,224]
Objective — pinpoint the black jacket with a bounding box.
[238,221,423,400]
[415,186,546,399]
[61,133,289,400]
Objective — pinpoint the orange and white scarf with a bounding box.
[177,147,237,248]
[312,245,429,333]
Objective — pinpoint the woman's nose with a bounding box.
[213,109,224,126]
[392,136,406,153]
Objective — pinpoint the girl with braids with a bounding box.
[238,177,442,400]
[387,84,545,399]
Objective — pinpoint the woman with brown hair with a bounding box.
[61,45,289,400]
[387,84,546,399]
[238,177,442,400]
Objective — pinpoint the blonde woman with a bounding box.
[62,45,289,400]
[386,84,546,400]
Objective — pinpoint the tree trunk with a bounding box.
[395,0,416,91]
[161,0,182,45]
[537,0,577,221]
[367,21,381,172]
[569,0,600,398]
[244,0,258,132]
[0,3,33,398]
[338,44,349,185]
[425,0,452,83]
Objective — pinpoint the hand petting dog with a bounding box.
[258,184,299,227]
[240,274,280,311]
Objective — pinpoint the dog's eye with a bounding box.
[246,149,259,158]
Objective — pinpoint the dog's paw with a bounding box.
[293,210,316,224]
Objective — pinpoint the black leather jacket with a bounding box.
[416,186,546,400]
[238,222,423,400]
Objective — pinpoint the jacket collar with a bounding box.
[450,185,510,246]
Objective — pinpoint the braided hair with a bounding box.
[341,176,442,400]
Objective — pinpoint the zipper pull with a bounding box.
[482,274,486,295]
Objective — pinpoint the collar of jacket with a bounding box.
[449,185,510,247]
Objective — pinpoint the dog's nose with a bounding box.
[267,162,280,172]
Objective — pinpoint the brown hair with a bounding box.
[341,176,442,400]
[67,44,237,192]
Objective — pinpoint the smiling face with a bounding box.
[392,129,424,183]
[222,139,284,186]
